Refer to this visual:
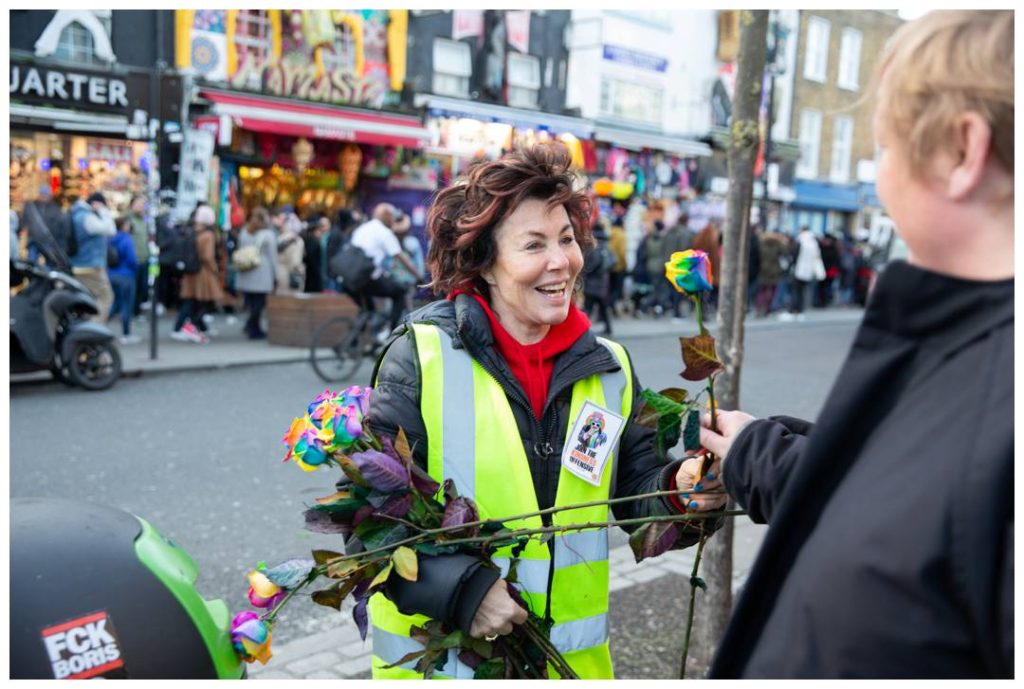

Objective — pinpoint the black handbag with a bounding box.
[328,243,374,292]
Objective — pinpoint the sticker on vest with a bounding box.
[561,401,625,486]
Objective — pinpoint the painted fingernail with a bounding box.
[694,483,704,492]
[688,501,700,509]
[706,472,715,480]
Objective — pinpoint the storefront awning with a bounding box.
[198,89,431,148]
[594,123,711,158]
[415,94,594,140]
[10,104,127,135]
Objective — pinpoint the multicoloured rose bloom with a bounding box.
[247,569,286,610]
[665,250,714,294]
[230,611,272,665]
[282,386,374,471]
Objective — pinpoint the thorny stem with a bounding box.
[522,620,579,679]
[680,290,720,680]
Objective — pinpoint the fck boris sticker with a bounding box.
[40,610,128,679]
[561,401,626,486]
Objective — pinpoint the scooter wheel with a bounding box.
[66,340,122,391]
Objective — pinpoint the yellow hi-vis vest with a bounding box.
[369,323,633,679]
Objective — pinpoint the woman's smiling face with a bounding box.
[482,197,584,344]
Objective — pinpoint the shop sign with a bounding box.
[174,129,216,222]
[601,45,668,73]
[9,60,147,114]
[506,10,531,53]
[229,53,387,108]
[452,9,484,42]
[86,141,133,163]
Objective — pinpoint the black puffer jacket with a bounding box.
[361,294,704,633]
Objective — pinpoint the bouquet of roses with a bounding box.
[231,380,737,679]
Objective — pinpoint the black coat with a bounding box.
[712,261,1013,678]
[361,295,707,633]
[303,233,323,293]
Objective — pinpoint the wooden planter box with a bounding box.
[267,293,359,347]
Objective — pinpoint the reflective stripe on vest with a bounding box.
[370,325,632,679]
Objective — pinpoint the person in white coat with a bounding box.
[274,212,305,295]
[790,226,825,319]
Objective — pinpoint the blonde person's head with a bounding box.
[870,11,1013,184]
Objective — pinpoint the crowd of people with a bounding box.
[11,192,427,346]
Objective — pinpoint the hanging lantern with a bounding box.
[338,143,362,191]
[292,137,315,173]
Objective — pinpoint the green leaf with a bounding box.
[679,334,725,382]
[370,561,393,589]
[683,409,701,451]
[310,491,366,513]
[655,413,682,460]
[412,542,460,556]
[354,520,410,550]
[474,659,506,679]
[690,575,707,591]
[311,587,343,610]
[638,388,689,428]
[326,558,359,579]
[312,549,343,566]
[263,558,315,588]
[392,546,419,582]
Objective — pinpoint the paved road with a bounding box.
[10,316,859,679]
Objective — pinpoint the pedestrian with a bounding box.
[303,214,329,293]
[789,225,825,319]
[746,225,762,312]
[69,191,116,324]
[126,195,150,315]
[364,144,717,679]
[171,205,224,344]
[106,218,141,344]
[235,206,277,340]
[661,213,693,320]
[629,222,653,316]
[324,208,358,292]
[836,233,858,306]
[691,10,1013,678]
[26,185,72,261]
[582,220,615,335]
[644,220,668,316]
[607,216,628,315]
[755,230,786,316]
[818,232,840,307]
[274,211,305,295]
[347,203,423,332]
[386,210,426,312]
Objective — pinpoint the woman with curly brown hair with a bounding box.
[357,144,721,679]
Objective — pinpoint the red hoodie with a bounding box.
[453,291,591,419]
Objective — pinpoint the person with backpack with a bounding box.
[171,205,224,344]
[126,195,150,316]
[234,206,277,340]
[26,185,73,261]
[69,191,116,324]
[107,218,141,344]
[343,203,424,332]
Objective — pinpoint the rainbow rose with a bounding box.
[231,611,273,665]
[665,250,713,294]
[282,416,330,472]
[247,569,287,610]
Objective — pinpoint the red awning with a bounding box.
[198,89,431,148]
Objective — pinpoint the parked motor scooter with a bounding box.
[10,203,122,390]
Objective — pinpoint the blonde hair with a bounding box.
[870,11,1013,179]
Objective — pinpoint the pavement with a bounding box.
[12,303,865,382]
[11,302,864,678]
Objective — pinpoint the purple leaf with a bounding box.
[442,479,459,505]
[375,493,413,520]
[379,434,401,462]
[628,521,680,563]
[304,508,353,535]
[410,464,440,498]
[441,497,480,536]
[353,597,369,641]
[352,504,375,527]
[351,449,410,493]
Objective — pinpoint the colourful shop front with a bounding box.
[175,9,436,225]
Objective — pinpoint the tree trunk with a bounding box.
[687,10,768,677]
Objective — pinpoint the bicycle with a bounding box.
[309,292,390,383]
